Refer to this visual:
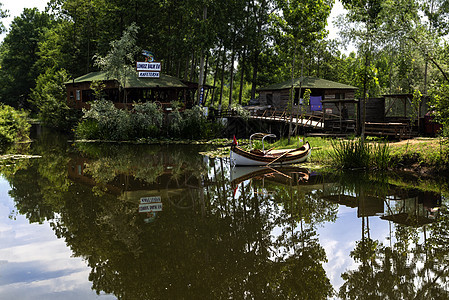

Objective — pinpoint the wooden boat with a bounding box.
[230,133,311,166]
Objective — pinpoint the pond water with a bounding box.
[0,131,448,299]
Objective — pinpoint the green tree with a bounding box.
[275,0,332,141]
[30,68,80,131]
[0,8,51,108]
[94,23,139,103]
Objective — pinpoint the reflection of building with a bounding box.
[320,183,441,227]
[381,190,441,226]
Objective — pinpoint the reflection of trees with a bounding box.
[6,130,70,223]
[58,165,334,299]
[6,134,449,299]
[77,143,208,188]
[339,207,449,299]
[3,138,335,298]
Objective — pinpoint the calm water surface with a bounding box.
[0,131,448,299]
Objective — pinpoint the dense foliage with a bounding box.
[0,0,446,134]
[76,100,224,141]
[0,104,30,144]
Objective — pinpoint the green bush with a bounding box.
[31,69,79,132]
[179,106,224,139]
[75,101,224,141]
[167,105,224,140]
[75,119,99,140]
[131,102,163,138]
[0,104,31,144]
[76,100,164,141]
[330,138,390,170]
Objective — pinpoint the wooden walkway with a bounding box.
[248,109,325,130]
[219,108,416,139]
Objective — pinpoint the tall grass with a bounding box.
[330,138,390,170]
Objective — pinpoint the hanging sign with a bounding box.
[139,202,163,213]
[199,87,204,105]
[136,62,162,71]
[139,71,160,78]
[140,196,162,204]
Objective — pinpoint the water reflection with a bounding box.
[2,133,449,299]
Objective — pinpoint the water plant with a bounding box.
[330,138,390,170]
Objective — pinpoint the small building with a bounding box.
[258,76,357,113]
[257,76,358,133]
[66,71,202,110]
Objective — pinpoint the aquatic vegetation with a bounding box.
[330,138,390,170]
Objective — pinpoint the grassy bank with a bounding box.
[211,136,449,174]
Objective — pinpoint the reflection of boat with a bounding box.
[230,133,311,166]
[231,166,310,186]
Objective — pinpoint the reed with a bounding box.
[330,138,390,170]
[370,142,391,170]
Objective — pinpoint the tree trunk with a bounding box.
[189,49,195,82]
[219,47,227,111]
[250,48,259,102]
[288,41,298,144]
[238,46,246,105]
[197,5,208,106]
[210,48,221,106]
[229,43,236,109]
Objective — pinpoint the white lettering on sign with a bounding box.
[140,196,162,204]
[139,71,160,78]
[139,203,163,213]
[136,62,161,71]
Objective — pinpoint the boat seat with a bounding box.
[250,149,264,155]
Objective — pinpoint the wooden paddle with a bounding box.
[266,148,297,166]
[266,166,292,179]
[264,146,276,154]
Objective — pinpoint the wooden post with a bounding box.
[339,100,342,133]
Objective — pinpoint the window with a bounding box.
[76,90,81,101]
[266,93,273,106]
[336,93,345,100]
[294,89,299,105]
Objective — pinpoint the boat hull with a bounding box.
[230,142,311,166]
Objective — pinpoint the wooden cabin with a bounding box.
[66,71,202,110]
[257,77,358,133]
[258,76,357,113]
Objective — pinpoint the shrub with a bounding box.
[131,102,163,138]
[77,100,127,140]
[330,138,390,170]
[75,101,224,141]
[75,119,99,140]
[0,105,30,144]
[76,100,165,141]
[31,69,79,132]
[179,106,224,139]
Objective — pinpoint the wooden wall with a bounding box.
[360,97,385,122]
[259,88,357,114]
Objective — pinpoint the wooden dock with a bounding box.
[218,107,416,139]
